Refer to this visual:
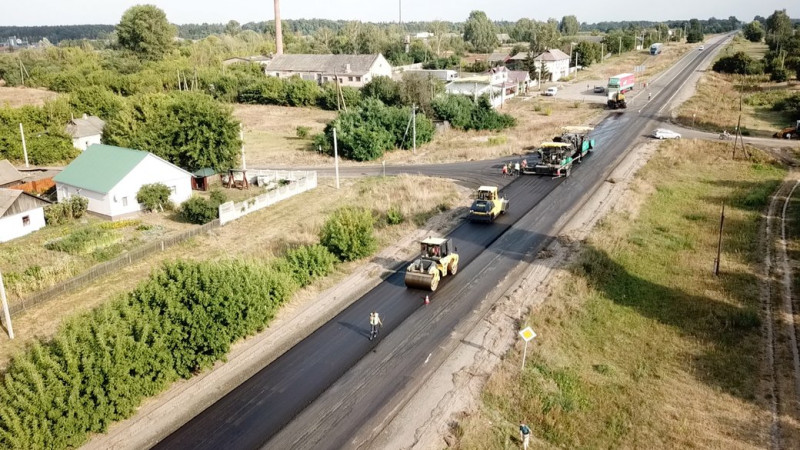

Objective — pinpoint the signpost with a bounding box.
[519,326,536,369]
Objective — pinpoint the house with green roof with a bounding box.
[53,144,192,220]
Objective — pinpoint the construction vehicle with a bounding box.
[774,120,800,139]
[468,186,508,223]
[522,127,596,177]
[404,237,459,291]
[607,90,627,109]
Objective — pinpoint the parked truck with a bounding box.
[650,43,663,55]
[522,127,596,178]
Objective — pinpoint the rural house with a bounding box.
[0,188,49,242]
[0,160,23,188]
[446,67,516,108]
[533,49,570,81]
[264,54,393,88]
[65,114,105,151]
[53,144,192,220]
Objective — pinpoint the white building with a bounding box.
[533,49,571,81]
[0,188,49,242]
[264,54,393,88]
[65,114,105,151]
[53,144,192,220]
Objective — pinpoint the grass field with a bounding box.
[675,36,799,136]
[455,140,785,448]
[0,174,466,369]
[0,86,59,107]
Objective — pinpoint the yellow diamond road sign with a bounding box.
[519,327,536,342]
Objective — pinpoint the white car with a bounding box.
[652,128,681,140]
[698,45,705,51]
[544,87,558,96]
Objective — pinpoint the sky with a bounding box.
[0,0,794,27]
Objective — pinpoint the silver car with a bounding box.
[652,128,681,139]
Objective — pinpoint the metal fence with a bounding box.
[9,219,220,316]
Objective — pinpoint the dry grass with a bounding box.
[580,40,697,86]
[675,71,800,136]
[0,174,467,369]
[0,86,59,107]
[456,140,784,448]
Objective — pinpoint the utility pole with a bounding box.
[274,0,283,55]
[601,43,604,62]
[0,271,14,339]
[239,124,247,170]
[618,36,622,55]
[19,123,29,168]
[399,0,402,25]
[714,203,725,276]
[332,127,340,189]
[412,103,417,154]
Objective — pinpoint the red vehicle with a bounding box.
[607,73,635,94]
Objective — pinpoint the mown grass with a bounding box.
[457,140,783,448]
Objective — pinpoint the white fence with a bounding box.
[218,170,317,225]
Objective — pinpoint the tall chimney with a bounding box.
[274,0,283,55]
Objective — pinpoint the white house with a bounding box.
[0,188,49,242]
[533,49,570,81]
[264,54,393,88]
[65,114,105,151]
[53,144,192,220]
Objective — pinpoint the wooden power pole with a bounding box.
[274,0,283,55]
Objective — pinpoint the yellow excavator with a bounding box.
[404,237,459,291]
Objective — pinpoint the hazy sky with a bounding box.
[1,0,794,26]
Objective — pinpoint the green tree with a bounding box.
[104,92,241,172]
[559,15,580,36]
[686,19,704,44]
[224,20,240,36]
[511,19,536,43]
[574,41,601,67]
[766,9,793,50]
[399,73,445,117]
[137,183,172,212]
[743,21,765,42]
[362,76,401,106]
[116,5,176,60]
[529,21,561,54]
[463,10,499,53]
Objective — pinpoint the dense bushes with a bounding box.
[136,183,173,212]
[318,99,434,161]
[712,52,764,75]
[180,190,227,224]
[0,259,296,448]
[278,244,339,286]
[0,102,79,165]
[432,94,517,131]
[320,207,376,261]
[43,196,88,225]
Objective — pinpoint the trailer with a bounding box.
[522,127,596,178]
[607,73,635,94]
[650,43,663,55]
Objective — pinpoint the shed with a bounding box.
[65,114,105,151]
[0,188,50,242]
[192,168,217,191]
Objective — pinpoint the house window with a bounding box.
[356,76,361,82]
[22,215,30,226]
[122,197,128,206]
[348,77,354,82]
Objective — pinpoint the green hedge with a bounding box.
[320,207,377,261]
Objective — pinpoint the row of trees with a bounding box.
[722,10,800,82]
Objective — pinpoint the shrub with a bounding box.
[317,82,362,111]
[320,207,377,261]
[137,183,172,212]
[296,126,311,139]
[386,206,405,225]
[278,244,338,286]
[432,94,516,131]
[0,259,298,449]
[712,52,763,75]
[44,196,88,225]
[770,68,789,83]
[45,227,121,255]
[180,190,226,225]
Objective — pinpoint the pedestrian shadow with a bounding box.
[337,320,368,338]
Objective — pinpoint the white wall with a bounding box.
[370,55,393,78]
[219,171,317,225]
[55,183,110,216]
[546,60,570,81]
[0,207,45,242]
[71,134,102,151]
[108,155,192,218]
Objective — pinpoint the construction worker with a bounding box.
[514,161,521,176]
[369,311,383,340]
[519,421,531,449]
[501,164,508,176]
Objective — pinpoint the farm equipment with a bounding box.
[468,186,508,223]
[774,120,800,139]
[404,237,459,291]
[522,126,596,178]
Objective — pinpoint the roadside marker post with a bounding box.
[519,326,536,370]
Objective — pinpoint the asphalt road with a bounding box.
[155,35,730,450]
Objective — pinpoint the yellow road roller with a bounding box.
[404,237,459,291]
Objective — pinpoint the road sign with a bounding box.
[519,326,536,342]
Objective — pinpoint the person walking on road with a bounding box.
[369,311,383,340]
[501,164,508,177]
[514,161,521,176]
[519,421,531,449]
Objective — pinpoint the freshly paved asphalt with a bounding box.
[154,36,730,450]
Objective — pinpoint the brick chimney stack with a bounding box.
[274,0,283,55]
